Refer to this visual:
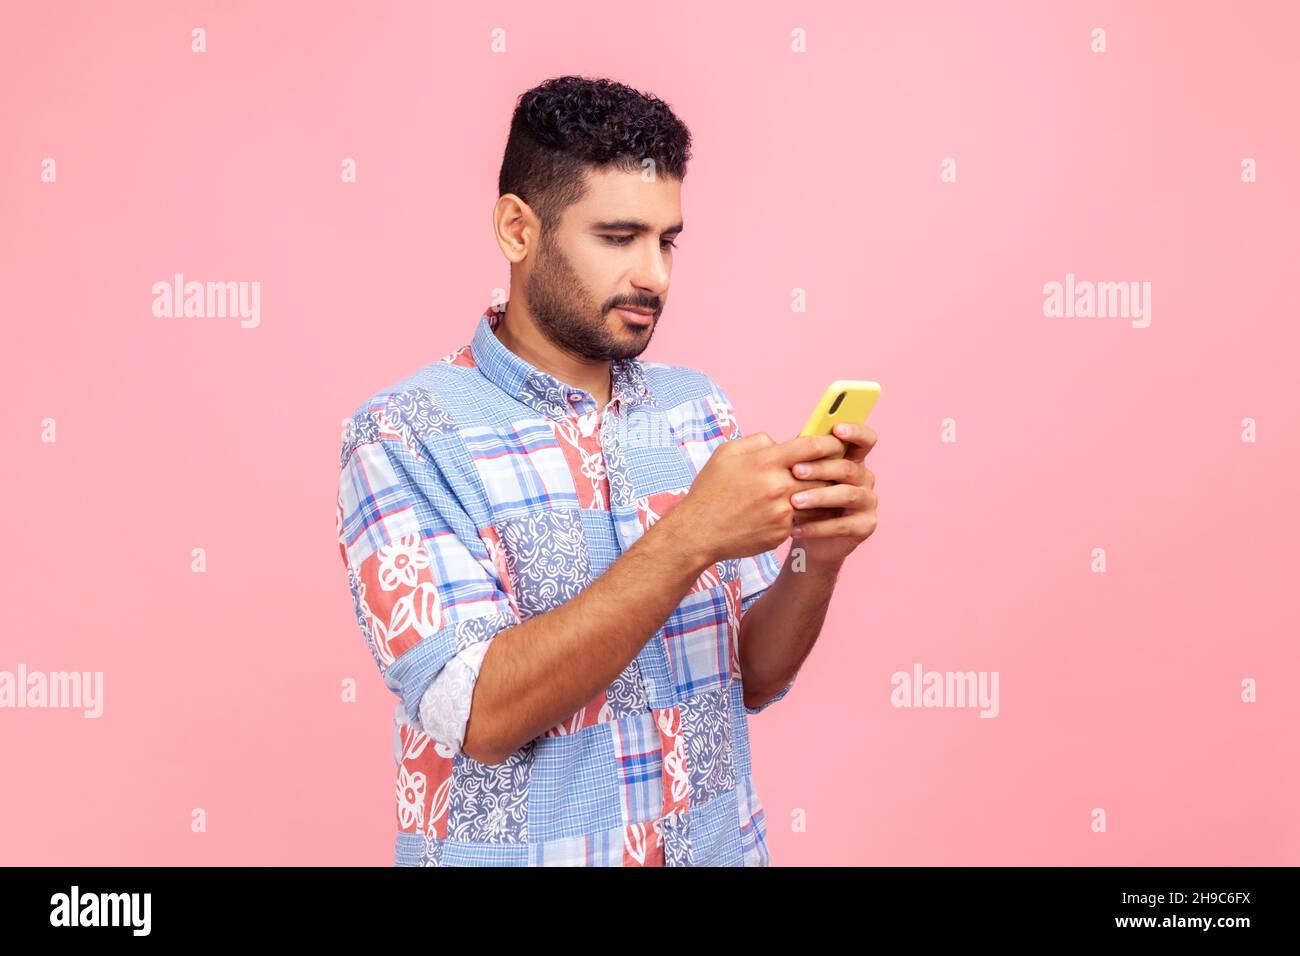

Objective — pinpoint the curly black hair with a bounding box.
[498,75,693,236]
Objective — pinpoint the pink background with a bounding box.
[2,1,1296,865]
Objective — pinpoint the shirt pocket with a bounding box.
[493,508,593,620]
[658,808,693,866]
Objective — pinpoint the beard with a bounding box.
[523,231,658,361]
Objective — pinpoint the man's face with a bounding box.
[523,167,682,361]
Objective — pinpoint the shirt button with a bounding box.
[644,678,656,699]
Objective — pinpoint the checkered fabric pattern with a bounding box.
[336,301,796,866]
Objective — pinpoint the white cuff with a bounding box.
[416,641,494,752]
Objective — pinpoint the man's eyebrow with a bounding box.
[592,219,684,236]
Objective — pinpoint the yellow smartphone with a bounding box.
[798,380,882,459]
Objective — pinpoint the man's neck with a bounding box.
[494,301,613,408]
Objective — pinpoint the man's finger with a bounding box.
[792,506,842,523]
[765,434,845,468]
[823,423,877,464]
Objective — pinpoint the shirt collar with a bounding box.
[470,302,654,421]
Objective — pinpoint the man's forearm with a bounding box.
[738,550,841,710]
[463,512,712,763]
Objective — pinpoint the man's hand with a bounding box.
[785,422,878,566]
[665,432,844,565]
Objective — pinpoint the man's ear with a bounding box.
[493,193,537,263]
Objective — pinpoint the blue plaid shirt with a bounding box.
[336,302,795,866]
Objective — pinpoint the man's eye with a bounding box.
[602,235,678,249]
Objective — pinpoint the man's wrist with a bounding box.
[786,544,846,589]
[648,505,716,578]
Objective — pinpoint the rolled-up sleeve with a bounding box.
[417,640,493,752]
[337,409,519,750]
